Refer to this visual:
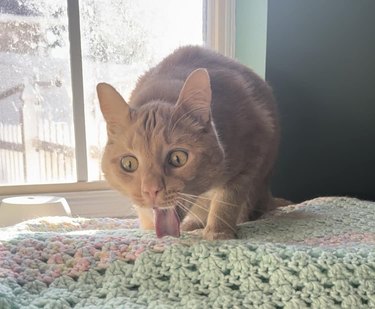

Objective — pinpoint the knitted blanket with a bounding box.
[0,197,374,308]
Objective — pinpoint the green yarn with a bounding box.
[0,197,374,308]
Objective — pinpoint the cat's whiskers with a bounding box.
[173,206,181,224]
[175,201,205,228]
[177,196,237,234]
[179,192,239,208]
[176,196,209,217]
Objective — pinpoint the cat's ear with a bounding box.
[97,83,130,132]
[175,68,212,123]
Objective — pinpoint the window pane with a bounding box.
[80,0,204,180]
[0,0,76,185]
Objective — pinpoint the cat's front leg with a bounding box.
[203,180,248,240]
[181,194,210,232]
[203,201,238,240]
[135,205,154,230]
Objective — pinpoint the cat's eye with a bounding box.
[168,150,188,168]
[120,156,138,172]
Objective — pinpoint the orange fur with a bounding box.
[97,46,279,240]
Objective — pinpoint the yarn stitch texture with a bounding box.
[0,197,374,308]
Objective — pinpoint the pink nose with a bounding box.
[142,185,162,202]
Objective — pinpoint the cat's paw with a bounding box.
[181,217,205,232]
[186,228,204,237]
[202,226,236,240]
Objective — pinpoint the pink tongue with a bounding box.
[154,208,180,238]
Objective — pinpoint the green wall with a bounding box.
[236,0,375,202]
[235,0,267,78]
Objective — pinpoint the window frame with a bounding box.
[0,0,236,215]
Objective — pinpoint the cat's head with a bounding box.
[97,69,225,214]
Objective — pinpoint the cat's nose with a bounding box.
[142,185,162,202]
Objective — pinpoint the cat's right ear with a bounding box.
[97,83,130,133]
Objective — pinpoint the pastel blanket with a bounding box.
[0,197,374,308]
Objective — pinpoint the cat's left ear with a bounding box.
[175,68,212,124]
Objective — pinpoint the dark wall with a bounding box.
[266,0,375,202]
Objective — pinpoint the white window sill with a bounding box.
[0,187,136,219]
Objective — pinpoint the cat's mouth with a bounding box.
[153,206,180,238]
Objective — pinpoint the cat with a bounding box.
[97,45,279,240]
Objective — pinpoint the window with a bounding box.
[80,0,204,182]
[1,1,74,185]
[0,0,235,197]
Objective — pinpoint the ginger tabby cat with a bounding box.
[97,46,279,240]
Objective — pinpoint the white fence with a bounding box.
[0,78,103,185]
[0,122,24,183]
[0,118,76,184]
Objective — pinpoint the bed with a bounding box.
[0,196,374,308]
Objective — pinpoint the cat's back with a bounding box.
[138,45,253,85]
[129,46,269,108]
[155,45,242,74]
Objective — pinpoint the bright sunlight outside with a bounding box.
[0,0,204,186]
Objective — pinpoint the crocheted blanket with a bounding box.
[0,197,374,308]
